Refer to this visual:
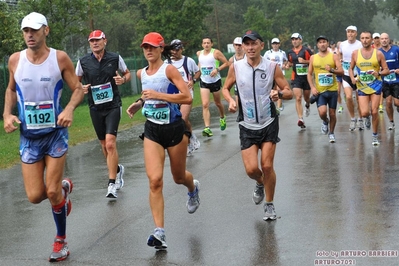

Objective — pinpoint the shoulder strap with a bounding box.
[182,56,189,80]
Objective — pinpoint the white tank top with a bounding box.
[14,48,64,138]
[140,63,181,124]
[234,58,277,129]
[340,40,362,76]
[198,49,221,83]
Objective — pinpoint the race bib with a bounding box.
[91,82,114,105]
[318,73,334,86]
[342,61,350,71]
[24,101,56,129]
[359,70,376,84]
[201,67,213,76]
[296,64,308,75]
[384,70,397,82]
[142,103,170,124]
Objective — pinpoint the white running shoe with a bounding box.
[115,164,125,190]
[106,183,117,198]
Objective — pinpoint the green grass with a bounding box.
[0,84,205,169]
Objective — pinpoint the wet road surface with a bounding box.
[1,99,399,266]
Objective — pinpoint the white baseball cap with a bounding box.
[233,37,242,45]
[271,38,280,44]
[346,25,357,31]
[21,12,48,30]
[372,33,380,39]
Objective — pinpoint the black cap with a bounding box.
[242,30,263,42]
[170,39,183,50]
[316,35,329,42]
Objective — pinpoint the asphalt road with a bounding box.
[1,98,399,266]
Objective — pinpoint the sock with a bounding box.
[52,199,67,239]
[108,179,116,185]
[117,165,120,173]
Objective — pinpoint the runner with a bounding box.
[286,33,313,129]
[264,37,288,112]
[3,12,84,262]
[379,33,399,130]
[307,35,344,143]
[167,39,201,156]
[197,37,230,137]
[349,31,389,146]
[339,25,363,131]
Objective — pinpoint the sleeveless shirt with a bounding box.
[312,52,338,92]
[355,49,383,94]
[14,48,64,138]
[140,63,182,124]
[234,57,277,129]
[198,49,221,83]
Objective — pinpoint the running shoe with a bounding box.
[365,116,371,130]
[372,135,380,146]
[388,121,395,131]
[337,106,343,113]
[252,183,265,205]
[202,127,213,137]
[321,121,328,135]
[187,180,200,214]
[329,133,336,143]
[379,104,384,113]
[147,228,167,250]
[115,164,125,190]
[297,119,306,129]
[349,119,356,131]
[49,238,69,262]
[263,203,277,221]
[220,117,227,131]
[304,104,310,117]
[187,142,194,157]
[357,119,364,130]
[192,134,201,150]
[106,183,117,198]
[62,178,73,216]
[279,104,284,111]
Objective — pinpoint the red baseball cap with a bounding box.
[141,32,164,47]
[88,30,106,41]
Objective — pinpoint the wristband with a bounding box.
[193,78,197,84]
[135,98,144,106]
[278,91,283,99]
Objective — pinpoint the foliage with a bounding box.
[17,0,106,59]
[134,0,212,56]
[0,2,24,60]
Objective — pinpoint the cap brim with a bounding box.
[243,36,257,41]
[140,42,161,48]
[21,23,43,30]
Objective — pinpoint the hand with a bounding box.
[325,64,331,72]
[210,69,218,77]
[113,71,125,85]
[82,83,91,94]
[270,89,279,102]
[57,108,74,128]
[3,114,21,133]
[126,102,142,119]
[298,57,305,63]
[228,99,237,113]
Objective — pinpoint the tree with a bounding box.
[18,0,106,59]
[134,0,212,56]
[0,2,24,59]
